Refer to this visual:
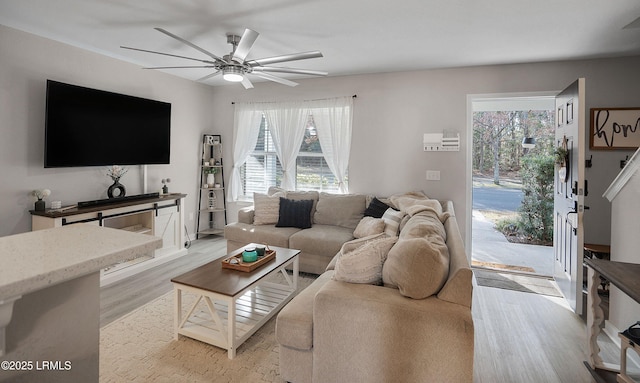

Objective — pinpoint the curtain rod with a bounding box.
[232,94,356,105]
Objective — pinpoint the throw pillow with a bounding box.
[333,236,398,285]
[314,193,366,229]
[341,232,387,254]
[327,233,386,272]
[381,208,405,236]
[353,216,386,239]
[364,197,392,218]
[285,190,320,223]
[276,198,314,229]
[382,237,450,299]
[253,191,285,225]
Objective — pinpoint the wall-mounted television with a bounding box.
[44,80,171,168]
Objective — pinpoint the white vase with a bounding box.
[206,173,214,186]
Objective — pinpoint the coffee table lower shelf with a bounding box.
[173,256,298,359]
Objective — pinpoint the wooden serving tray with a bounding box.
[221,248,276,272]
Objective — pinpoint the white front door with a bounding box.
[553,78,586,315]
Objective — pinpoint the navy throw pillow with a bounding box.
[276,198,314,229]
[364,197,392,218]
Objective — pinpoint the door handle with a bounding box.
[584,179,588,197]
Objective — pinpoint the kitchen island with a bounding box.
[0,224,161,382]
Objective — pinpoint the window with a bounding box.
[241,114,344,198]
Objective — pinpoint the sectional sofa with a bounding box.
[224,189,474,382]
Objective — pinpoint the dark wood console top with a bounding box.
[30,193,187,218]
[584,257,640,304]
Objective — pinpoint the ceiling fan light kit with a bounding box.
[122,28,327,88]
[222,67,244,82]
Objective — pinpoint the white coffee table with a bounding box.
[171,244,300,359]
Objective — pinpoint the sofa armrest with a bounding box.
[312,280,474,383]
[438,212,473,307]
[237,206,254,224]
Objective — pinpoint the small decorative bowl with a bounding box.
[242,249,258,263]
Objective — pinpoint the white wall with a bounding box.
[2,22,640,251]
[608,170,640,339]
[212,56,640,247]
[0,25,215,236]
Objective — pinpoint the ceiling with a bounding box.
[1,0,640,87]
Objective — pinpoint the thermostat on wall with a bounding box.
[423,132,460,152]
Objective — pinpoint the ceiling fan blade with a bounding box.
[252,66,328,76]
[241,76,254,89]
[246,51,323,67]
[154,27,224,62]
[143,65,217,69]
[252,72,298,87]
[196,71,222,82]
[121,46,218,65]
[232,29,259,63]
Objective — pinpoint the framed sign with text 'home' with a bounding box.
[590,108,640,150]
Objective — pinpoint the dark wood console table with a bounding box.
[584,258,640,383]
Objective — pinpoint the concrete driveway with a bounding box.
[471,177,554,276]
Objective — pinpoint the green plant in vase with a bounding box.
[204,166,218,187]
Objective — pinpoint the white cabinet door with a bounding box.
[154,206,180,257]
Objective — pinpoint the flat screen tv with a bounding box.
[44,80,171,167]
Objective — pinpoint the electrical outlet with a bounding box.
[426,170,440,181]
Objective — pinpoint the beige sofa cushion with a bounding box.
[333,236,398,285]
[289,224,355,259]
[382,212,450,299]
[253,191,285,225]
[276,271,334,350]
[224,222,300,249]
[314,193,366,229]
[353,216,385,238]
[382,237,449,299]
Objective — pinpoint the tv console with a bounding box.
[30,193,187,286]
[78,192,160,208]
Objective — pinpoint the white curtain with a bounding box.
[311,97,353,193]
[264,101,310,190]
[227,103,263,202]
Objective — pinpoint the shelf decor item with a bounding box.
[221,246,276,272]
[31,188,51,211]
[106,165,128,199]
[197,134,227,239]
[161,178,171,194]
[208,191,217,209]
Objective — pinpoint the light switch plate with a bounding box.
[426,170,440,181]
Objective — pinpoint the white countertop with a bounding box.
[0,224,162,300]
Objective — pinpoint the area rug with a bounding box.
[100,273,315,383]
[473,268,563,297]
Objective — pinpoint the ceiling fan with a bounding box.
[121,28,328,88]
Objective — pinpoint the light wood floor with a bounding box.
[100,235,227,326]
[100,237,611,382]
